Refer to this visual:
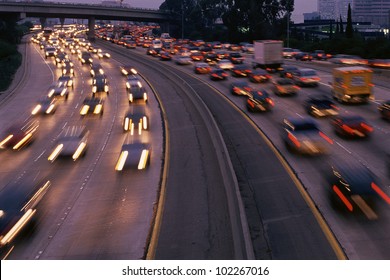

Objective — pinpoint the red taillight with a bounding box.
[371,182,390,204]
[360,123,373,132]
[293,86,300,90]
[341,124,354,134]
[288,132,300,147]
[333,185,354,211]
[330,104,339,110]
[247,99,255,108]
[266,98,274,106]
[319,131,333,144]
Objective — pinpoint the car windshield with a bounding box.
[301,71,317,76]
[277,79,294,85]
[293,122,318,131]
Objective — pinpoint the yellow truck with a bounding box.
[331,66,374,103]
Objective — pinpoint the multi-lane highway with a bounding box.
[1,33,389,260]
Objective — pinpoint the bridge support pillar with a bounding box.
[40,17,46,29]
[59,18,65,27]
[88,17,95,42]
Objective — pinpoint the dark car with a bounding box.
[90,63,104,77]
[282,117,332,155]
[194,62,211,74]
[79,51,93,65]
[331,114,373,138]
[230,81,252,96]
[279,65,299,78]
[327,157,389,219]
[48,125,89,162]
[128,84,148,103]
[115,142,151,171]
[295,52,312,61]
[304,96,339,117]
[79,97,104,116]
[61,60,74,76]
[92,74,109,95]
[47,84,69,100]
[0,176,51,258]
[57,75,74,89]
[271,78,299,96]
[123,106,149,134]
[378,100,390,120]
[0,119,39,150]
[231,64,252,77]
[246,90,274,112]
[31,97,57,115]
[229,52,244,64]
[210,69,228,81]
[204,52,218,65]
[248,69,270,83]
[311,50,331,60]
[190,51,204,62]
[159,51,172,61]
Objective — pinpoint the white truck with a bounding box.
[252,40,283,72]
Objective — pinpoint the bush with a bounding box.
[0,40,21,92]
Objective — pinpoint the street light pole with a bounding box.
[287,11,290,47]
[181,2,184,39]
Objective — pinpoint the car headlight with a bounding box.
[31,104,42,115]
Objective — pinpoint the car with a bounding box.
[279,65,299,78]
[190,51,204,61]
[271,78,300,96]
[294,52,313,61]
[215,50,229,60]
[90,63,104,77]
[0,176,51,258]
[194,62,211,74]
[248,69,270,83]
[327,157,389,219]
[0,119,39,150]
[159,51,172,61]
[292,68,320,86]
[79,97,104,116]
[231,64,252,77]
[282,47,295,59]
[304,96,339,117]
[174,55,192,65]
[217,59,234,70]
[230,81,252,96]
[311,50,331,60]
[44,46,57,59]
[282,117,332,155]
[124,39,137,49]
[368,59,390,69]
[31,97,57,115]
[92,74,109,95]
[210,69,228,81]
[79,51,93,65]
[123,106,149,135]
[97,49,111,59]
[61,60,74,76]
[57,75,74,89]
[378,100,390,120]
[47,125,89,162]
[204,52,218,65]
[331,114,373,138]
[128,84,148,103]
[55,51,69,65]
[125,74,142,90]
[246,90,274,112]
[47,84,69,100]
[120,65,138,76]
[115,142,151,171]
[241,43,254,53]
[229,52,244,64]
[329,54,368,65]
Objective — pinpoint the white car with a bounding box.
[217,59,234,70]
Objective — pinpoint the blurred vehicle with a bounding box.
[92,74,109,95]
[120,65,137,76]
[159,51,172,61]
[246,90,274,112]
[61,60,74,76]
[210,69,228,81]
[115,143,151,171]
[327,157,390,219]
[190,51,204,61]
[194,62,211,74]
[217,59,234,70]
[282,117,332,155]
[215,50,229,60]
[230,81,252,96]
[0,177,51,259]
[229,52,244,64]
[292,68,320,87]
[331,114,373,138]
[271,78,300,96]
[79,51,93,65]
[58,75,73,89]
[231,64,252,77]
[368,59,390,69]
[252,40,282,72]
[204,52,218,65]
[146,47,159,56]
[44,46,56,59]
[124,40,137,49]
[123,106,149,135]
[279,65,299,78]
[282,47,295,59]
[304,96,339,117]
[242,43,254,53]
[248,69,270,83]
[90,63,104,77]
[174,55,192,65]
[48,125,89,162]
[0,119,39,150]
[330,66,373,103]
[55,51,69,65]
[97,49,111,59]
[126,74,142,90]
[128,84,148,103]
[31,97,57,115]
[329,54,368,65]
[79,97,104,116]
[47,84,68,100]
[311,50,331,60]
[294,52,313,61]
[378,100,390,120]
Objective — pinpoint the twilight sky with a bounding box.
[57,0,318,23]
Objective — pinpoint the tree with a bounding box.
[345,3,353,38]
[339,15,343,33]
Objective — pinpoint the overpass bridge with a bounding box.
[0,1,175,39]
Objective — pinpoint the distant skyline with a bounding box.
[54,0,318,23]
